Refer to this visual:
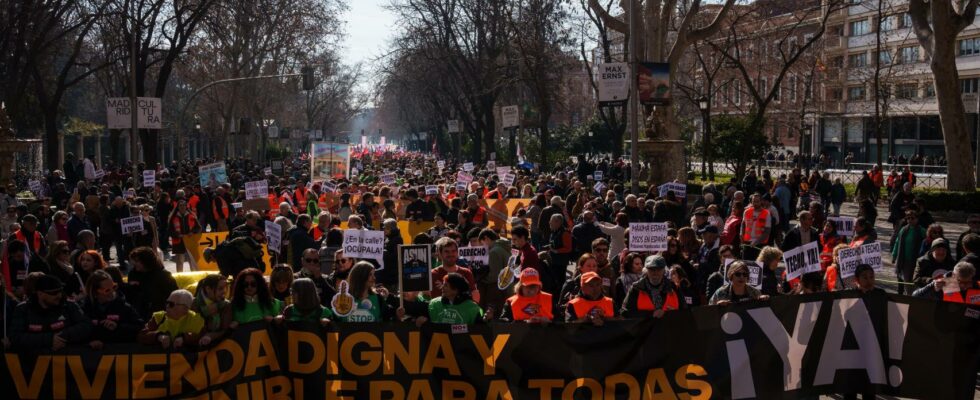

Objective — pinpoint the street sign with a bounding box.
[502,105,519,128]
[448,120,461,133]
[598,63,630,103]
[106,97,162,129]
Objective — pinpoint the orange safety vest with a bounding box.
[636,290,680,312]
[170,213,199,246]
[825,266,840,292]
[188,194,200,212]
[213,196,230,221]
[568,296,615,319]
[741,206,770,243]
[294,187,308,208]
[470,207,487,224]
[507,292,554,321]
[943,287,980,305]
[14,230,43,255]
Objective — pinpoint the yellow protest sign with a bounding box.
[181,232,274,275]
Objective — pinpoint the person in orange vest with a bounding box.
[465,194,488,227]
[294,180,309,211]
[211,186,232,232]
[740,194,771,249]
[169,199,201,273]
[913,261,980,305]
[565,271,616,324]
[499,269,553,323]
[7,214,46,258]
[870,165,884,204]
[621,255,685,318]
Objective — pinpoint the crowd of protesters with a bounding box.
[0,147,978,354]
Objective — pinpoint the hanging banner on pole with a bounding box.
[447,120,461,133]
[105,97,163,129]
[637,62,671,105]
[502,105,519,128]
[598,62,630,104]
[311,142,350,181]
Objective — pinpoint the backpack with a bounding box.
[212,237,265,277]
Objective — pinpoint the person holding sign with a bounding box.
[709,261,768,306]
[281,278,333,324]
[499,269,553,323]
[427,273,484,325]
[565,271,615,324]
[335,262,396,323]
[818,221,842,270]
[621,255,685,318]
[939,263,980,305]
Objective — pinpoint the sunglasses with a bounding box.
[41,289,63,296]
[304,258,319,263]
[166,301,184,308]
[732,272,749,278]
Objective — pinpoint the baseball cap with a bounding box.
[698,225,719,235]
[931,238,949,250]
[644,255,667,270]
[35,275,64,292]
[519,268,542,287]
[580,271,601,286]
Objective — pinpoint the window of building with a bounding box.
[896,83,918,99]
[848,52,868,67]
[848,86,866,100]
[773,79,780,102]
[899,46,919,64]
[961,77,979,94]
[850,19,870,36]
[879,15,895,31]
[806,80,814,100]
[921,116,943,140]
[734,80,742,105]
[892,117,917,139]
[923,81,935,97]
[830,87,843,100]
[959,37,980,56]
[900,13,913,28]
[830,56,844,68]
[789,75,798,102]
[878,50,892,65]
[759,77,768,98]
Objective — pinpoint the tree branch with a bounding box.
[587,0,628,34]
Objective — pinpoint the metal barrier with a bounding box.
[688,160,947,189]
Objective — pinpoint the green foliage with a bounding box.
[913,191,980,212]
[265,144,290,160]
[712,114,772,180]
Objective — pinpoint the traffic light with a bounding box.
[301,66,315,91]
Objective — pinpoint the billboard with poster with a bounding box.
[311,142,350,181]
[637,62,671,105]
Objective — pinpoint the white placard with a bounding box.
[829,216,856,238]
[142,170,155,187]
[490,152,496,161]
[598,63,630,103]
[263,167,272,176]
[628,223,669,252]
[28,179,42,195]
[437,160,446,170]
[502,105,519,128]
[106,97,162,129]
[265,220,282,253]
[486,160,496,171]
[496,166,511,177]
[783,241,822,281]
[425,185,439,196]
[860,242,883,272]
[463,162,474,172]
[245,180,268,200]
[323,182,337,193]
[342,229,385,268]
[456,171,474,184]
[448,120,461,133]
[594,170,604,181]
[458,246,489,271]
[94,169,105,180]
[120,216,145,235]
[232,202,242,209]
[659,182,687,198]
[455,182,467,192]
[501,173,516,187]
[351,167,359,176]
[594,181,606,194]
[837,246,862,279]
[746,261,764,289]
[381,173,396,185]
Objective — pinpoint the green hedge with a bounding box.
[913,191,980,213]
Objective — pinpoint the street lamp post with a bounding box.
[803,124,813,177]
[698,96,710,181]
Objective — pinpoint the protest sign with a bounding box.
[594,170,604,181]
[829,216,856,237]
[263,167,272,176]
[501,173,516,187]
[486,160,496,171]
[458,246,489,273]
[28,180,42,196]
[310,142,350,180]
[142,170,155,187]
[455,182,467,192]
[861,241,883,271]
[381,173,396,185]
[837,246,863,279]
[198,162,228,188]
[722,259,763,289]
[398,245,433,293]
[245,180,268,200]
[264,220,282,253]
[783,241,822,280]
[94,169,105,180]
[658,182,687,198]
[120,216,144,235]
[342,229,385,269]
[124,189,136,198]
[463,162,474,172]
[437,160,446,170]
[496,166,511,177]
[323,182,337,193]
[594,181,606,194]
[628,223,669,252]
[425,185,439,196]
[456,171,474,184]
[231,202,242,210]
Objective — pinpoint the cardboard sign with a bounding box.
[594,182,606,194]
[263,167,272,176]
[829,216,856,238]
[120,216,144,235]
[425,185,439,196]
[28,180,42,196]
[837,246,862,279]
[496,166,511,177]
[94,169,105,180]
[860,241,883,271]
[783,241,822,281]
[463,162,474,172]
[399,245,433,293]
[457,246,489,272]
[142,170,155,187]
[628,223,669,252]
[342,229,385,269]
[658,182,687,198]
[456,171,474,184]
[594,170,604,181]
[501,173,516,187]
[245,180,268,200]
[486,160,496,171]
[381,173,396,185]
[265,220,282,253]
[437,160,446,170]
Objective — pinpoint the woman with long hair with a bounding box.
[819,220,841,270]
[191,274,231,345]
[229,268,283,326]
[756,246,787,296]
[79,270,143,349]
[427,273,483,324]
[670,265,699,307]
[337,262,395,322]
[281,278,332,324]
[125,246,179,320]
[269,265,294,305]
[614,252,644,312]
[40,240,83,298]
[71,250,107,297]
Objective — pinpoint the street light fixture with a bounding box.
[698,95,710,181]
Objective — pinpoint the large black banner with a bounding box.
[3,291,978,399]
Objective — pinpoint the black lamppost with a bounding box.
[698,95,711,180]
[803,124,813,176]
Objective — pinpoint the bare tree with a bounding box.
[909,0,979,190]
[579,0,628,160]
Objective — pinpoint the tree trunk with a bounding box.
[43,111,60,172]
[109,131,121,164]
[139,129,157,167]
[931,45,977,190]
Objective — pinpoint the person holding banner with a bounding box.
[190,274,231,346]
[428,273,484,325]
[499,269,553,323]
[124,247,178,321]
[229,268,283,326]
[565,271,615,324]
[281,278,333,324]
[78,270,143,349]
[621,255,685,318]
[296,248,336,306]
[709,261,768,306]
[137,289,204,349]
[940,262,980,305]
[9,275,92,351]
[336,262,396,323]
[913,239,956,289]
